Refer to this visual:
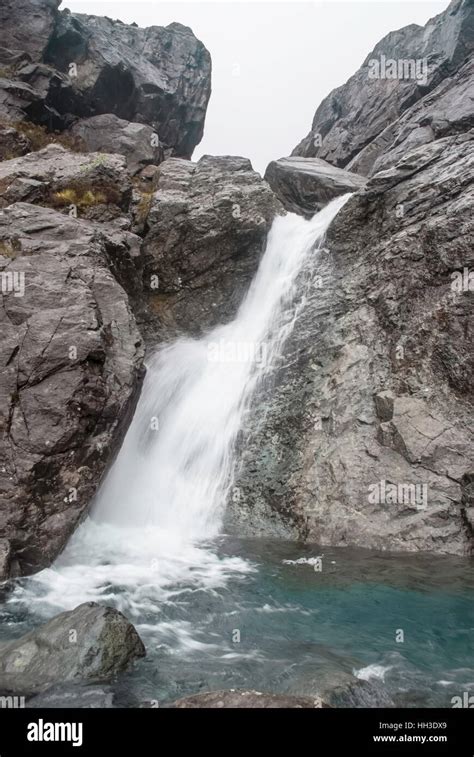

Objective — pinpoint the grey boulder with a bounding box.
[0,0,60,60]
[44,11,212,157]
[264,156,366,218]
[141,155,283,343]
[0,143,131,218]
[0,203,144,578]
[69,114,165,175]
[0,602,145,695]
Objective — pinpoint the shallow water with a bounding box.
[3,535,473,708]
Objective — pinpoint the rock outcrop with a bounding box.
[0,0,60,60]
[229,0,474,557]
[0,143,131,217]
[0,0,217,580]
[0,1,211,159]
[292,0,473,175]
[170,689,329,708]
[264,156,366,218]
[69,115,164,175]
[0,602,145,694]
[141,155,283,343]
[229,130,474,554]
[0,203,144,578]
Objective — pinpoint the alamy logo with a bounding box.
[367,54,428,85]
[207,339,267,366]
[0,695,25,708]
[368,480,428,510]
[451,692,474,708]
[0,270,25,297]
[450,267,474,293]
[27,719,83,748]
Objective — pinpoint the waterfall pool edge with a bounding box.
[2,534,473,708]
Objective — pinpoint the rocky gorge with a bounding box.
[0,0,472,710]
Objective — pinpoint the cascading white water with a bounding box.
[10,195,350,621]
[94,194,350,538]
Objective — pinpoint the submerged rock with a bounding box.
[0,203,144,577]
[27,682,115,708]
[170,689,329,708]
[264,156,366,218]
[0,602,145,694]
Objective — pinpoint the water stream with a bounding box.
[3,196,473,707]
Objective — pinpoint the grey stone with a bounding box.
[0,143,131,218]
[69,114,164,175]
[0,0,60,61]
[0,125,32,160]
[0,538,11,581]
[44,12,212,157]
[0,203,144,577]
[292,0,474,174]
[141,155,283,343]
[0,602,145,695]
[264,156,366,218]
[229,131,474,555]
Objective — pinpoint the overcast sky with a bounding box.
[64,1,447,174]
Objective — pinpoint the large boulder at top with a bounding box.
[0,0,60,60]
[0,203,144,578]
[141,155,283,343]
[43,11,212,158]
[0,144,131,218]
[69,114,165,175]
[292,0,473,174]
[228,130,474,555]
[264,156,366,218]
[170,690,329,708]
[0,2,211,159]
[0,603,145,695]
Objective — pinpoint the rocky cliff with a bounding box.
[0,1,211,579]
[0,1,286,580]
[0,1,211,158]
[229,0,474,555]
[0,0,472,580]
[292,0,473,175]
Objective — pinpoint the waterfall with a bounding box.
[93,194,350,537]
[10,195,350,619]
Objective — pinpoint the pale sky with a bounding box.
[63,1,447,174]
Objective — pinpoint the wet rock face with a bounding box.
[230,131,474,555]
[0,2,211,159]
[0,0,60,60]
[141,155,283,343]
[0,203,144,578]
[292,0,473,175]
[0,602,145,695]
[44,12,212,157]
[69,115,165,175]
[0,143,131,216]
[264,156,366,218]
